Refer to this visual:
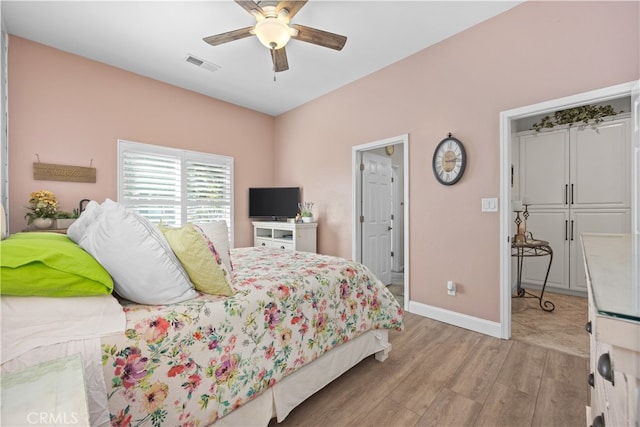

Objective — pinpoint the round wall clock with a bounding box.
[432,134,466,185]
[385,145,394,156]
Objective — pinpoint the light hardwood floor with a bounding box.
[269,311,589,427]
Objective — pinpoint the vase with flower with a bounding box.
[25,190,59,229]
[299,201,314,223]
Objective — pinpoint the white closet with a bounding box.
[515,114,631,293]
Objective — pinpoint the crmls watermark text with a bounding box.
[27,412,79,425]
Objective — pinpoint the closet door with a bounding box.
[571,209,631,291]
[570,117,631,209]
[519,130,569,208]
[519,209,569,290]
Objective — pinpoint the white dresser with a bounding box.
[582,233,639,427]
[252,221,317,253]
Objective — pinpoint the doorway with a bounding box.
[499,81,639,339]
[353,134,410,311]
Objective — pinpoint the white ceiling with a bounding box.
[2,1,522,116]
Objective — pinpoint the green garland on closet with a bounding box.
[531,104,621,132]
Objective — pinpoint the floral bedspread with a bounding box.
[102,247,404,426]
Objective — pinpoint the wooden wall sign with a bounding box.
[33,162,96,183]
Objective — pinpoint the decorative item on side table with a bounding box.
[511,202,555,312]
[24,190,58,229]
[513,202,529,244]
[32,217,54,229]
[54,209,80,229]
[299,201,314,223]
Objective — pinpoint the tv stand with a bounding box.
[252,221,317,253]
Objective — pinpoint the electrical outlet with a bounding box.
[447,280,456,296]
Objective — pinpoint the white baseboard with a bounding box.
[408,300,503,339]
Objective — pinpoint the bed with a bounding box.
[102,247,403,426]
[1,203,404,427]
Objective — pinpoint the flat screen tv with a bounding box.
[249,187,300,220]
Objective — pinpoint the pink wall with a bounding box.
[7,2,639,323]
[274,1,639,321]
[8,36,275,246]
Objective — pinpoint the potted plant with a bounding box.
[299,201,314,223]
[55,209,80,229]
[24,190,59,229]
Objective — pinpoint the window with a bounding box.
[118,140,233,245]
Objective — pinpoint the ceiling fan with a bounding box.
[203,0,347,72]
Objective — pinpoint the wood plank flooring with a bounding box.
[269,311,589,427]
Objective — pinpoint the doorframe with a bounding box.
[499,81,638,339]
[353,134,410,311]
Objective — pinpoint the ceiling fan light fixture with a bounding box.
[203,1,347,72]
[254,18,291,50]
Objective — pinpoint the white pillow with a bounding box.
[73,199,197,305]
[67,200,99,243]
[0,202,7,240]
[195,221,233,272]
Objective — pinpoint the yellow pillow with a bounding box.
[159,224,233,296]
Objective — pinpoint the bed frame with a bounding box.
[215,329,391,426]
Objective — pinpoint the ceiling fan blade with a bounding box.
[235,0,264,17]
[291,24,347,51]
[203,27,254,46]
[271,47,289,72]
[277,0,307,20]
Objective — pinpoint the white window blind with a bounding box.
[118,140,233,242]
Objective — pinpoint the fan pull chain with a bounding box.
[270,48,277,82]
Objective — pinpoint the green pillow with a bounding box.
[159,224,233,296]
[1,232,113,297]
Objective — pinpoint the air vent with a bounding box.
[185,54,220,72]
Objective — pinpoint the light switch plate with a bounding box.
[482,198,498,212]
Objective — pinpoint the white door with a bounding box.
[571,118,631,208]
[632,82,640,291]
[362,152,392,284]
[570,209,631,291]
[391,165,404,272]
[519,130,570,207]
[520,209,569,290]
